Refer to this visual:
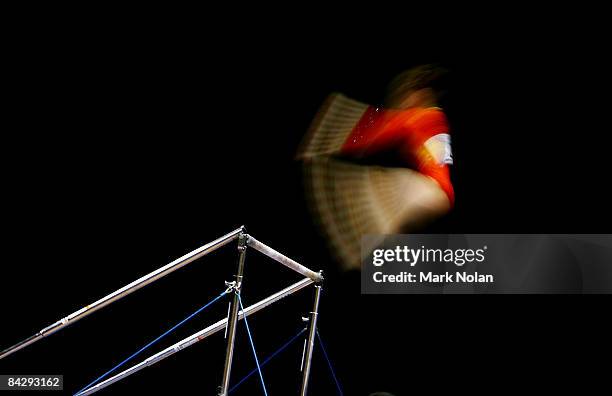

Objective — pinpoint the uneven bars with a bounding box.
[0,227,245,360]
[77,277,315,395]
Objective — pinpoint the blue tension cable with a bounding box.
[237,294,269,396]
[229,327,307,394]
[317,330,344,396]
[74,290,229,396]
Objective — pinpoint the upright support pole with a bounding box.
[300,282,322,396]
[218,232,247,396]
[77,278,315,396]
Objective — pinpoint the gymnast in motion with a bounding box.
[298,65,455,270]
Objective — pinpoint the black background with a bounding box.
[1,15,611,395]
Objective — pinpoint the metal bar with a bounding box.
[0,227,245,361]
[299,285,322,396]
[76,277,315,396]
[246,236,323,282]
[218,233,247,396]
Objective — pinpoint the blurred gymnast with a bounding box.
[298,65,454,270]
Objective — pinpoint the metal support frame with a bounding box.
[77,278,315,396]
[247,236,323,282]
[0,227,244,361]
[218,232,247,396]
[300,284,322,396]
[1,228,327,396]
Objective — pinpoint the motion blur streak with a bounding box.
[299,88,452,271]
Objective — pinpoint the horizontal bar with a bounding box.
[77,277,315,395]
[246,236,323,282]
[0,227,245,361]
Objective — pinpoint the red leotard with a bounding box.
[340,106,455,206]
